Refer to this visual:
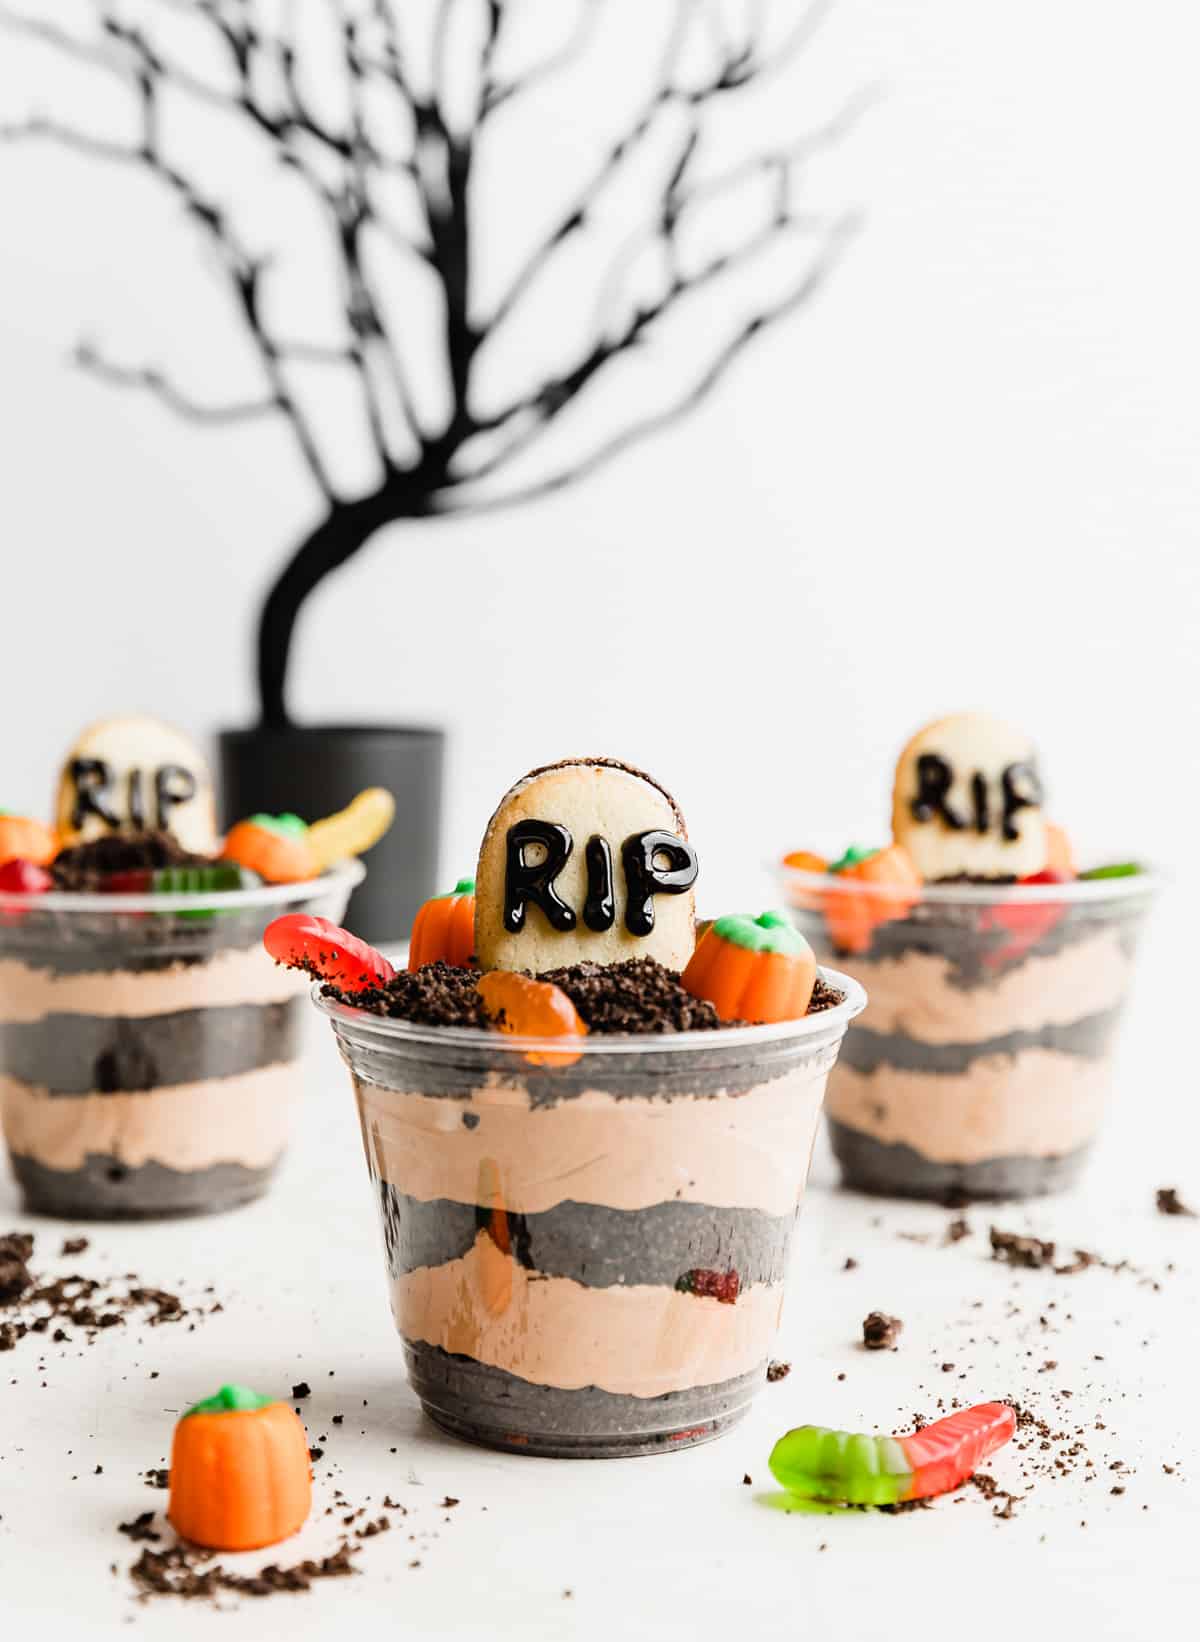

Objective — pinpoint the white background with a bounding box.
[1,0,1197,904]
[1,5,1198,1633]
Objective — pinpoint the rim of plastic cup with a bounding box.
[314,962,867,1055]
[777,861,1164,906]
[0,858,365,915]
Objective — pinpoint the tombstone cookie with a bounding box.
[55,714,218,854]
[474,758,698,973]
[891,713,1047,880]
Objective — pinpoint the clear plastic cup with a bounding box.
[779,865,1160,1201]
[317,969,866,1458]
[0,863,362,1219]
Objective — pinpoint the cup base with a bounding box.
[407,1341,758,1459]
[829,1121,1092,1203]
[10,1151,279,1221]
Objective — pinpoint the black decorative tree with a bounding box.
[0,0,861,936]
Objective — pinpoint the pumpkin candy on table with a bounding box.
[681,910,817,1024]
[221,813,317,884]
[823,843,922,955]
[409,878,477,971]
[167,1383,311,1552]
[0,813,58,869]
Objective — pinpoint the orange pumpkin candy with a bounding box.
[782,849,829,875]
[168,1384,311,1552]
[682,911,817,1024]
[409,878,476,970]
[823,844,921,954]
[0,814,58,869]
[221,815,317,884]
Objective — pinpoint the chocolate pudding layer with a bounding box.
[0,865,359,1218]
[784,880,1156,1201]
[323,967,864,1458]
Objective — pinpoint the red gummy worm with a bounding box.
[263,913,395,992]
[899,1402,1017,1499]
[0,860,54,895]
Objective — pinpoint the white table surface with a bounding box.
[2,930,1197,1640]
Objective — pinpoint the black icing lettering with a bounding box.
[503,820,576,934]
[583,835,615,932]
[69,759,120,831]
[1001,761,1043,841]
[911,753,965,830]
[155,765,197,830]
[128,768,147,832]
[621,830,699,937]
[970,772,989,835]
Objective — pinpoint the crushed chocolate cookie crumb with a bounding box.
[326,961,489,1028]
[51,831,209,892]
[862,1311,903,1350]
[842,1256,859,1271]
[0,1233,34,1304]
[990,1228,1056,1269]
[439,1497,460,1509]
[1156,1187,1196,1218]
[971,1473,1020,1518]
[144,1469,169,1490]
[539,958,727,1034]
[944,1218,971,1245]
[130,1540,358,1602]
[292,1382,311,1400]
[742,1473,753,1486]
[61,1237,89,1257]
[119,1512,161,1544]
[0,1231,199,1355]
[766,1360,791,1383]
[331,958,843,1036]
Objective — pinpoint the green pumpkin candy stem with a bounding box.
[828,844,880,874]
[711,909,807,956]
[249,813,309,838]
[186,1383,277,1417]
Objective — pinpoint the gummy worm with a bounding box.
[769,1402,1016,1506]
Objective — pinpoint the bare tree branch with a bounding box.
[437,211,860,516]
[0,114,139,165]
[484,0,694,334]
[0,0,866,723]
[76,342,279,424]
[480,0,598,116]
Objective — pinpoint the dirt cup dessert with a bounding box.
[0,715,391,1219]
[266,758,865,1458]
[780,713,1159,1202]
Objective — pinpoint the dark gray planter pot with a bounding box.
[218,724,444,944]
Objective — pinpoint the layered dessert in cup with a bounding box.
[0,714,389,1218]
[269,758,865,1457]
[779,713,1159,1201]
